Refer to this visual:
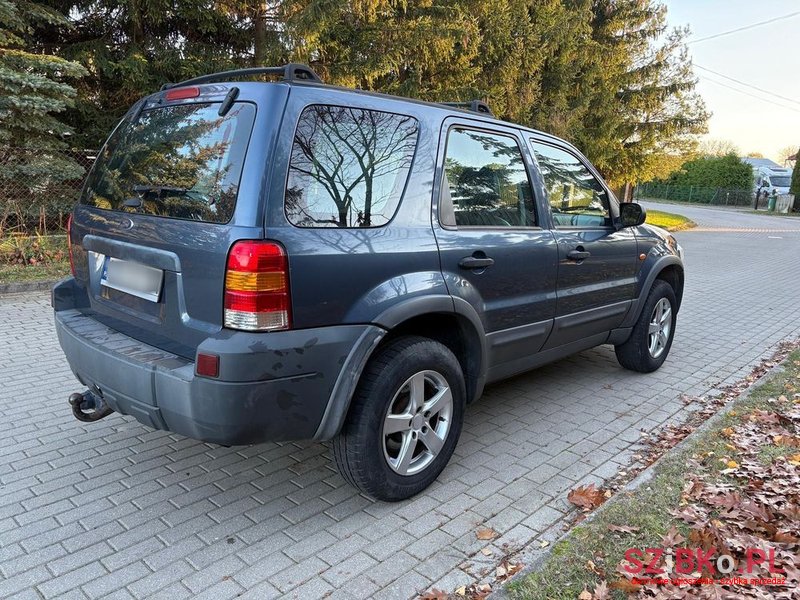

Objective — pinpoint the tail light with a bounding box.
[67,213,76,277]
[224,241,291,331]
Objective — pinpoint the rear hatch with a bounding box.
[69,83,287,359]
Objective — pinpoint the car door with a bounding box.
[528,139,638,349]
[433,120,559,381]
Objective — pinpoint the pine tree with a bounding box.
[0,0,86,190]
[565,0,708,188]
[35,0,708,190]
[39,0,271,148]
[0,0,86,229]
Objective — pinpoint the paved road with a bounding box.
[2,203,800,600]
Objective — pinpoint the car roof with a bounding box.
[280,80,574,148]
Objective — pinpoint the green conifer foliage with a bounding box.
[0,0,86,187]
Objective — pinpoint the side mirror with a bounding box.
[619,202,646,227]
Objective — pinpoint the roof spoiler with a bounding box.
[439,100,493,116]
[161,63,322,91]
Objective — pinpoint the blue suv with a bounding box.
[53,64,684,501]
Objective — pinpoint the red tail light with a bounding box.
[224,241,291,331]
[67,213,76,277]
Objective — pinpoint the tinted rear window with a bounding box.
[285,105,418,228]
[81,102,256,223]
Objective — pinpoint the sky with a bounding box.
[663,0,800,164]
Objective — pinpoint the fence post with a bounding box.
[688,186,692,202]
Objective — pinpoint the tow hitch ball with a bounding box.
[68,390,113,422]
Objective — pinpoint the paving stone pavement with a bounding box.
[2,202,800,599]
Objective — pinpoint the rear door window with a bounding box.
[440,128,536,228]
[530,141,612,228]
[81,102,256,223]
[285,105,418,228]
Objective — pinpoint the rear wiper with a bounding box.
[132,184,204,199]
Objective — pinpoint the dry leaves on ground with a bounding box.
[609,399,800,599]
[568,483,609,511]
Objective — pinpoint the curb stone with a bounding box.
[0,279,58,295]
[489,355,789,599]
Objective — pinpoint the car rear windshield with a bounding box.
[81,102,256,223]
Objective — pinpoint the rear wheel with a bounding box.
[615,280,677,373]
[332,336,465,501]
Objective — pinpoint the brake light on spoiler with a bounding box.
[224,241,291,331]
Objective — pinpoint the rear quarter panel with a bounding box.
[263,85,450,329]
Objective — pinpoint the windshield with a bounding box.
[81,102,256,223]
[769,176,791,187]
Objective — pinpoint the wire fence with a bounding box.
[634,183,754,207]
[0,149,95,236]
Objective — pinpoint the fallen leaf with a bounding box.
[774,531,800,543]
[726,459,739,469]
[475,527,497,540]
[661,525,685,547]
[593,581,610,600]
[568,484,607,510]
[480,547,492,556]
[578,589,592,600]
[607,524,640,534]
[788,453,800,466]
[494,560,522,581]
[467,583,492,599]
[455,585,466,596]
[609,578,641,593]
[539,540,550,548]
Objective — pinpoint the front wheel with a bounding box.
[332,336,465,501]
[615,280,677,373]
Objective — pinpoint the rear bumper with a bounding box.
[53,279,384,445]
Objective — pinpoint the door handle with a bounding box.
[459,255,495,270]
[566,249,591,261]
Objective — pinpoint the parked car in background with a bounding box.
[743,157,793,198]
[53,64,684,501]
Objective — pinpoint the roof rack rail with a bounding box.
[440,100,493,115]
[161,63,322,91]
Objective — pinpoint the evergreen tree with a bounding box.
[791,148,800,197]
[564,0,708,187]
[0,0,85,187]
[38,0,272,148]
[35,0,708,190]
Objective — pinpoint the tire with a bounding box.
[615,280,677,373]
[332,335,466,501]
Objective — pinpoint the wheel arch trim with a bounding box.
[313,295,488,440]
[622,256,684,328]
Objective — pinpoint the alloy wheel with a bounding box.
[382,370,453,476]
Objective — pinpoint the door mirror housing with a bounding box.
[619,202,646,228]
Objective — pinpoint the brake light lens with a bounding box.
[67,213,76,277]
[165,86,200,101]
[224,241,291,331]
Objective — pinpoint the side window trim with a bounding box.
[528,138,614,230]
[438,123,541,230]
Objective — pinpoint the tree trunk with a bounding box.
[253,2,267,66]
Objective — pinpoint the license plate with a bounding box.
[100,257,163,302]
